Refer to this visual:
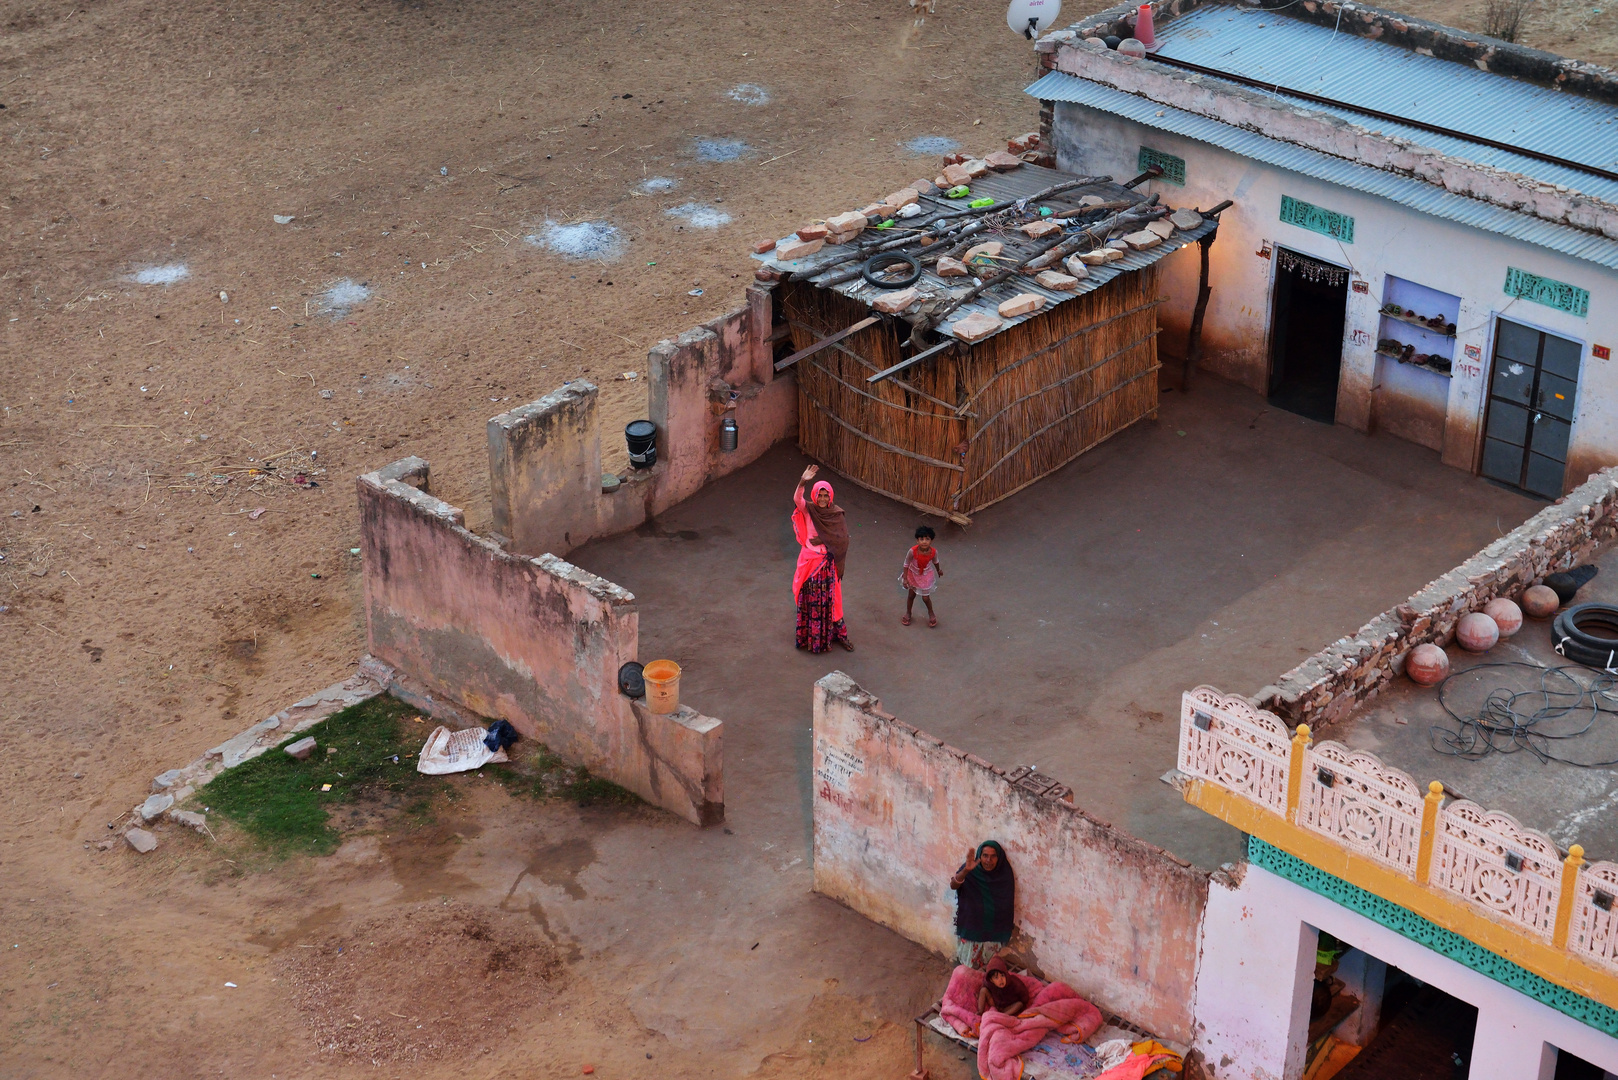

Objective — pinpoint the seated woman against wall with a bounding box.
[950,840,1015,969]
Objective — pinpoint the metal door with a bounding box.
[1480,319,1581,498]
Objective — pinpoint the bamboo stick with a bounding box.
[801,390,965,471]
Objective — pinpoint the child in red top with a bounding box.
[900,525,944,627]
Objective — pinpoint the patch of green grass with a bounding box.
[202,695,442,855]
[493,742,642,808]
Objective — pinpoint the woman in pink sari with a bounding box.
[792,464,855,653]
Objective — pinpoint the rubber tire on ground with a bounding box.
[862,252,922,289]
[1552,602,1618,668]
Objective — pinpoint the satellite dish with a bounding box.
[1007,0,1062,38]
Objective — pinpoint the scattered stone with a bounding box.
[95,837,117,851]
[985,151,1024,171]
[1007,132,1041,154]
[858,202,889,220]
[964,241,1003,264]
[1079,194,1107,207]
[169,810,208,831]
[1035,270,1080,291]
[752,238,777,254]
[1021,220,1063,239]
[139,793,174,822]
[884,187,920,210]
[962,159,990,179]
[754,266,783,282]
[152,768,184,792]
[911,178,939,195]
[775,236,825,261]
[948,311,1003,342]
[796,223,829,242]
[871,287,922,314]
[1062,255,1093,280]
[940,163,972,187]
[936,256,971,277]
[1077,249,1121,266]
[998,293,1046,318]
[942,151,969,166]
[284,735,318,760]
[1170,208,1203,230]
[1105,239,1131,251]
[1122,230,1162,250]
[1146,218,1175,239]
[826,211,867,240]
[125,828,157,854]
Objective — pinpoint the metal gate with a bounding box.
[1480,319,1581,498]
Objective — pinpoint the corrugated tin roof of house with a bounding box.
[1153,4,1618,198]
[1025,69,1618,271]
[751,164,1218,344]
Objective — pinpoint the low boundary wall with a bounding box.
[488,285,796,558]
[1256,467,1618,728]
[358,456,722,825]
[811,671,1208,1043]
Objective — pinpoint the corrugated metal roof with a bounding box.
[1025,69,1618,271]
[1154,4,1618,198]
[753,165,1217,343]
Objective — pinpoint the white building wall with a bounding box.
[1193,862,1618,1080]
[1050,103,1618,489]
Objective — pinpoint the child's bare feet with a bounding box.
[929,614,938,628]
[902,614,912,626]
[839,638,855,652]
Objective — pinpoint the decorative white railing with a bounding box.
[1177,685,1291,817]
[1432,802,1562,940]
[1299,741,1426,878]
[1178,686,1606,977]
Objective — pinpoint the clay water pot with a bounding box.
[1456,612,1500,653]
[1407,643,1450,686]
[1523,584,1560,619]
[1482,597,1523,638]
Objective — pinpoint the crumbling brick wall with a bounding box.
[812,672,1208,1043]
[1256,467,1618,729]
[358,456,722,825]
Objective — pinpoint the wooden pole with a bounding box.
[1180,201,1233,391]
[773,316,879,371]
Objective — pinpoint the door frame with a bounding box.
[1265,245,1353,409]
[1473,311,1587,493]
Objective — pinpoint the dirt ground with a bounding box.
[0,0,1601,1075]
[0,0,1052,1075]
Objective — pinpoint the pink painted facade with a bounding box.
[811,671,1208,1043]
[358,456,722,825]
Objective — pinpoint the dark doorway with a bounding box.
[1481,318,1582,499]
[1553,1046,1607,1080]
[1269,248,1349,423]
[1335,967,1478,1080]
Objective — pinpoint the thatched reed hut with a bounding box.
[756,164,1220,523]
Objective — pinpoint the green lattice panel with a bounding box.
[1248,836,1618,1036]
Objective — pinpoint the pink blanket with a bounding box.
[940,965,1103,1080]
[977,982,1103,1080]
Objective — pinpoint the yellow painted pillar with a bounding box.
[1555,844,1586,950]
[1287,724,1311,824]
[1417,780,1444,885]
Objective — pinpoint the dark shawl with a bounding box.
[954,840,1015,944]
[800,478,850,578]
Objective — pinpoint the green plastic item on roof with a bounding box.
[945,185,971,199]
[1039,206,1053,217]
[968,197,994,209]
[875,219,895,229]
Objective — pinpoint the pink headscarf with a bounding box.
[811,480,834,503]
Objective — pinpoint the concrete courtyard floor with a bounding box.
[573,376,1541,872]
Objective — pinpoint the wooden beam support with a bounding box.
[772,316,879,371]
[866,338,956,384]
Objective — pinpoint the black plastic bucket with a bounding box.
[625,420,657,469]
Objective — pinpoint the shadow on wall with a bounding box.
[811,670,1210,1044]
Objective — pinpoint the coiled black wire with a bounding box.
[1430,662,1618,767]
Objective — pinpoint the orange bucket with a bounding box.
[642,660,682,714]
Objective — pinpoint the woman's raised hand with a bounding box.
[801,464,819,482]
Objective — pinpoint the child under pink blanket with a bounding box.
[978,980,1103,1080]
[939,964,1103,1080]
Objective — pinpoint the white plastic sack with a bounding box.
[415,725,508,775]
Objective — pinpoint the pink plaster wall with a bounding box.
[358,457,722,825]
[811,671,1208,1043]
[490,290,797,560]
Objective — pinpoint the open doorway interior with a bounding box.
[1305,932,1479,1080]
[1269,248,1348,424]
[1553,1046,1618,1079]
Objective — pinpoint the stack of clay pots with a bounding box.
[1407,597,1525,686]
